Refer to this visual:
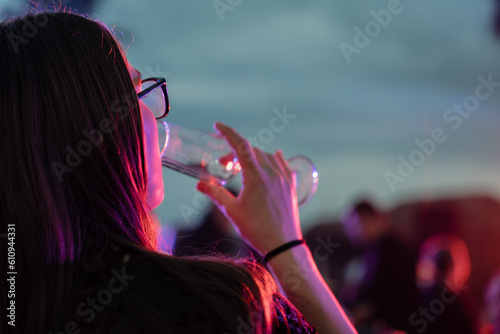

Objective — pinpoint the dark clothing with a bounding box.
[353,235,420,332]
[414,284,476,334]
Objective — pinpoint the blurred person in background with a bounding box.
[340,199,419,333]
[174,187,258,258]
[414,234,476,334]
[481,269,500,334]
[304,220,364,298]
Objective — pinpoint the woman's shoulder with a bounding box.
[125,251,216,312]
[107,251,224,333]
[114,251,316,334]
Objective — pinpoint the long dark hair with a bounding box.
[0,10,279,334]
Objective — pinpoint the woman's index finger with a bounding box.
[214,122,258,174]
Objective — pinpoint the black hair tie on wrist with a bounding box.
[262,239,306,264]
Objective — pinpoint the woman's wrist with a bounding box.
[265,240,311,271]
[262,239,306,264]
[265,240,357,334]
[265,242,319,301]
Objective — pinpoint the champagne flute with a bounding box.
[157,121,319,206]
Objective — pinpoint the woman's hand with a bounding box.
[196,122,302,255]
[198,123,358,334]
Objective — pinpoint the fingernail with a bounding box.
[197,181,208,193]
[216,122,228,130]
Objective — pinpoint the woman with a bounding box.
[0,9,355,334]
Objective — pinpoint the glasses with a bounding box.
[137,77,169,119]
